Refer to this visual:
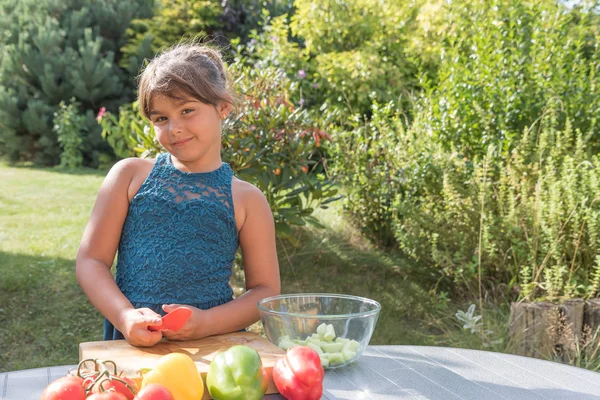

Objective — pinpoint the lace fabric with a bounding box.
[104,152,239,340]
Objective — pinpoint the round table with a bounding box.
[3,345,600,399]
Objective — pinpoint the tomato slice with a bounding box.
[148,307,191,332]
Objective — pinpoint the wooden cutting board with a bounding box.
[79,332,285,399]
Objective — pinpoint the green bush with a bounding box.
[236,1,420,117]
[236,13,326,113]
[99,59,341,242]
[290,0,418,115]
[391,0,600,300]
[323,0,600,301]
[120,0,295,84]
[221,0,294,42]
[327,102,412,246]
[0,0,153,165]
[54,99,86,168]
[394,110,600,301]
[424,0,600,158]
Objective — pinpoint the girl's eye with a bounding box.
[154,116,167,123]
[182,108,194,115]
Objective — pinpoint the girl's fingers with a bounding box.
[138,307,162,318]
[131,309,161,326]
[147,319,163,330]
[162,303,185,313]
[133,329,163,347]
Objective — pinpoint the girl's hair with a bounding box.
[138,44,234,119]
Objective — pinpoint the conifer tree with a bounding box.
[0,0,153,165]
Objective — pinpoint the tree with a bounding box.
[120,0,294,83]
[0,0,154,165]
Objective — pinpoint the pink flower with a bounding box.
[298,69,306,79]
[96,107,106,121]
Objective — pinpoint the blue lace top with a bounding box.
[104,152,239,340]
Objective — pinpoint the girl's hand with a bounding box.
[120,308,163,347]
[160,304,208,341]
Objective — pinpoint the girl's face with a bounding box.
[149,93,229,169]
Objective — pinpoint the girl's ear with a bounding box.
[218,102,232,120]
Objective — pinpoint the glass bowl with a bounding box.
[258,293,381,369]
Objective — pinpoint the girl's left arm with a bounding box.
[163,183,281,340]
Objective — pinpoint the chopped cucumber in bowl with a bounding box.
[278,323,362,368]
[258,293,382,369]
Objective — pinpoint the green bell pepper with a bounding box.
[206,345,268,400]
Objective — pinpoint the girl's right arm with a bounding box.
[75,159,162,346]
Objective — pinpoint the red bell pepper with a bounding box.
[272,346,324,400]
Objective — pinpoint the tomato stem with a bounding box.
[76,358,138,395]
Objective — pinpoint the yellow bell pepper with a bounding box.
[141,353,204,400]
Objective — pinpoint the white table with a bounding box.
[3,345,600,399]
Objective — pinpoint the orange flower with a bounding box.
[301,166,309,173]
[274,168,281,175]
[313,131,321,147]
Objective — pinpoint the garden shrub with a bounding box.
[325,0,600,301]
[120,0,295,85]
[290,0,418,115]
[395,109,600,301]
[54,99,86,168]
[327,102,414,246]
[423,0,600,158]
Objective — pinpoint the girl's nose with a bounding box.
[168,119,183,134]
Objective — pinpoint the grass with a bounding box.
[0,165,107,371]
[0,163,437,372]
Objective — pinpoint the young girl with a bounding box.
[76,44,281,347]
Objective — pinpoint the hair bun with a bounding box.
[196,47,228,84]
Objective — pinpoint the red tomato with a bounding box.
[134,383,175,400]
[95,377,138,399]
[87,391,127,400]
[40,375,86,400]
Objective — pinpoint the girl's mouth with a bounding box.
[172,137,193,146]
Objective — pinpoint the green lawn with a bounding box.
[0,163,436,372]
[0,165,107,370]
